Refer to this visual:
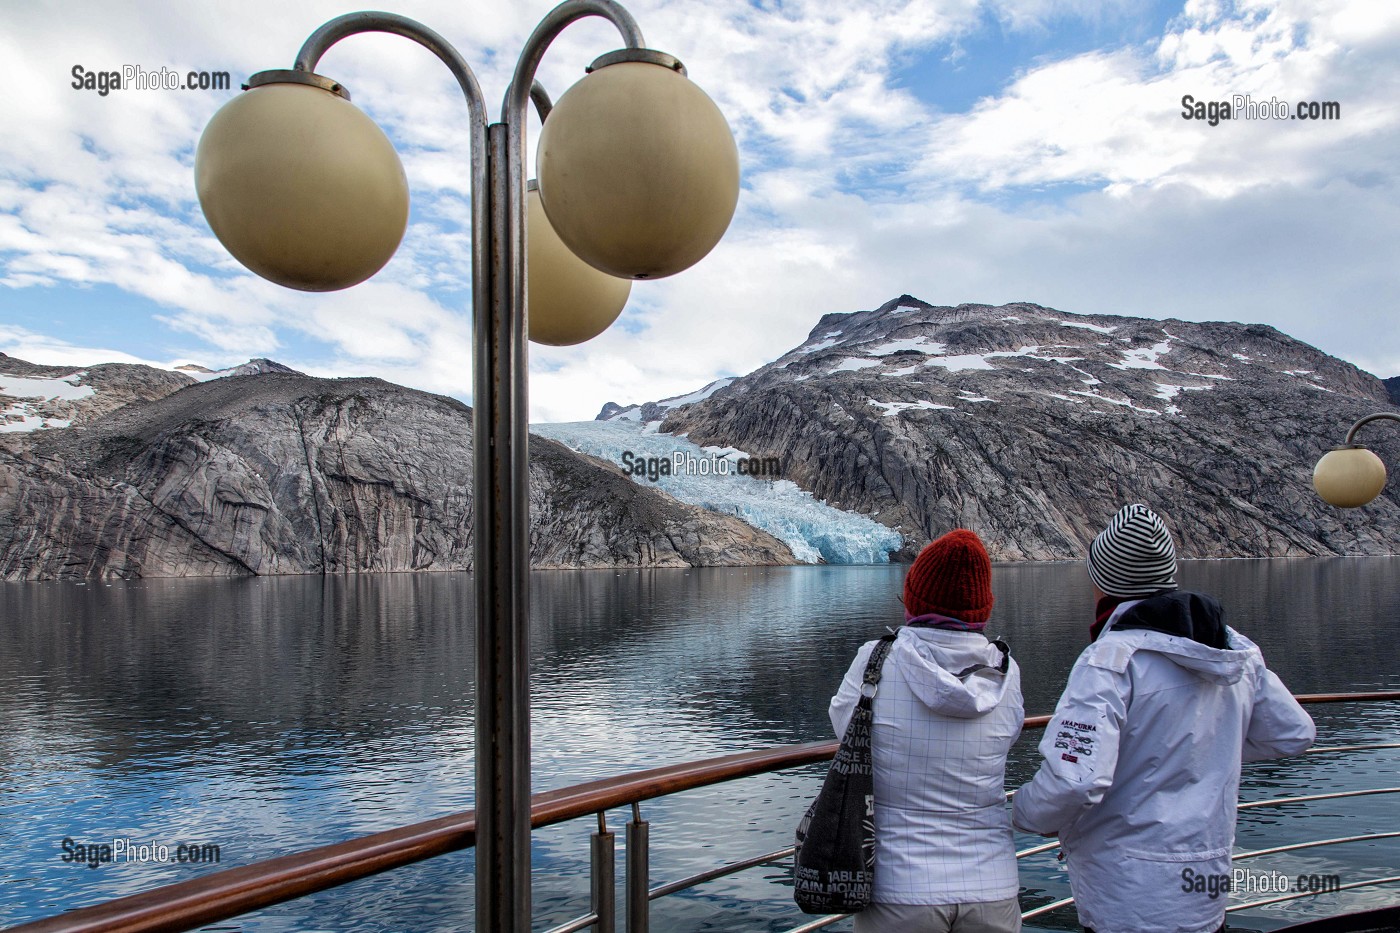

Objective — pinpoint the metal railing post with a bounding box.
[626,802,649,933]
[592,812,616,933]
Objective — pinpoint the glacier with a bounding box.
[532,420,903,565]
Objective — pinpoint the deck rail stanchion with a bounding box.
[626,802,650,933]
[591,812,616,933]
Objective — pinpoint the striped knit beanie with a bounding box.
[1087,504,1178,597]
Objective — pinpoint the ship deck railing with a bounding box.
[7,691,1399,933]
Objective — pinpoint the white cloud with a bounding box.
[0,324,194,371]
[0,0,1396,426]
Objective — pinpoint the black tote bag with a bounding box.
[792,634,896,915]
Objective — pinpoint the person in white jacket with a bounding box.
[1013,504,1316,933]
[831,529,1024,933]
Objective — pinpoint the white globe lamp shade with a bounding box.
[527,185,631,345]
[536,52,739,280]
[1313,446,1387,508]
[195,73,409,292]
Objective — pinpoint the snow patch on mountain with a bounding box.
[832,357,881,373]
[1,372,95,433]
[869,336,947,356]
[1110,341,1172,371]
[1059,320,1117,335]
[798,337,840,355]
[870,399,953,416]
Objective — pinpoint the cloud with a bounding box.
[1,0,1397,426]
[0,324,185,371]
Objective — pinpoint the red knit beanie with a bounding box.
[903,529,994,625]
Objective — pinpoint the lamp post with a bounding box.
[193,4,739,930]
[1313,413,1400,508]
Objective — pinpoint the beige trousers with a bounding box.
[853,897,1023,933]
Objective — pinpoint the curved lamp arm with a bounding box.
[528,82,554,122]
[285,11,498,430]
[504,0,643,122]
[293,11,488,133]
[1344,412,1400,446]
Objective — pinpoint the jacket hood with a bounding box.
[1113,590,1229,649]
[1100,595,1257,685]
[890,626,1015,718]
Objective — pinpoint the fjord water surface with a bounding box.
[1,559,1396,931]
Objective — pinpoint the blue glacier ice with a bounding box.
[532,420,903,564]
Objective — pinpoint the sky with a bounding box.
[1,0,1397,423]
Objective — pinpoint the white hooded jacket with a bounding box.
[830,625,1024,905]
[1012,599,1316,933]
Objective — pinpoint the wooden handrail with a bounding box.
[8,691,1398,933]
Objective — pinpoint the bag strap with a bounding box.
[860,634,898,698]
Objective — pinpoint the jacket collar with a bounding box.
[1112,591,1230,650]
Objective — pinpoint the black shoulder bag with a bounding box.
[792,633,896,915]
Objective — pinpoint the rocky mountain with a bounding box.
[596,378,735,423]
[175,357,302,380]
[0,353,193,432]
[1386,376,1400,407]
[0,354,307,435]
[0,363,793,580]
[652,296,1400,560]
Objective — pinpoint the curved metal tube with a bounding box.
[282,13,493,465]
[292,11,488,132]
[1345,411,1400,445]
[505,0,644,122]
[530,81,554,123]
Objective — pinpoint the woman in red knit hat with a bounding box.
[829,529,1024,932]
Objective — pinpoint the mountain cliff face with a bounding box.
[1386,376,1400,407]
[658,296,1400,560]
[0,366,793,580]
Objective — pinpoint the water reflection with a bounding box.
[0,558,1396,930]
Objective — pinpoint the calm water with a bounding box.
[1,559,1397,931]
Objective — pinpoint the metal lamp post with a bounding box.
[192,4,740,929]
[1313,413,1400,508]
